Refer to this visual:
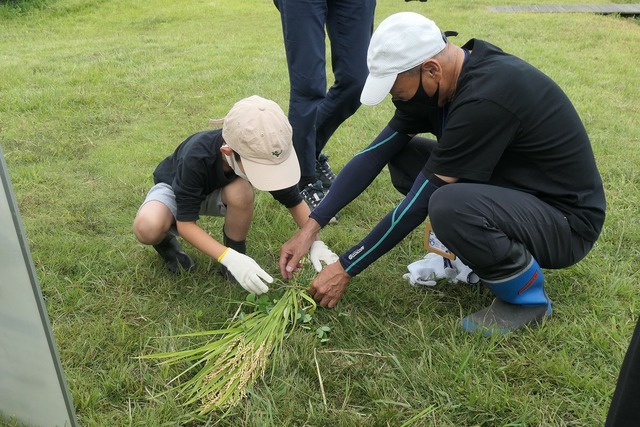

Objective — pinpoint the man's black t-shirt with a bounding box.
[319,39,606,276]
[391,39,605,241]
[153,129,302,223]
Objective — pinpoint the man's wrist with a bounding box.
[338,257,354,278]
[301,218,322,239]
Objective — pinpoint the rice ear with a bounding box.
[142,282,315,415]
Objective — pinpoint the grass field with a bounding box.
[1,0,639,425]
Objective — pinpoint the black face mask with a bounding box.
[409,67,439,106]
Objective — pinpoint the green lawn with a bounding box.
[1,0,639,425]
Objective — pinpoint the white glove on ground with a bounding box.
[446,257,480,285]
[402,253,450,287]
[218,248,273,294]
[403,253,480,287]
[309,240,339,272]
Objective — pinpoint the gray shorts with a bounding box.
[139,182,227,224]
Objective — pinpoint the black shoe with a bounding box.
[300,180,325,209]
[300,180,338,223]
[316,153,337,189]
[153,235,195,274]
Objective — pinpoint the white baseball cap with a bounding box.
[221,95,300,191]
[361,12,446,106]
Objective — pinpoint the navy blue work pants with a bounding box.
[274,0,376,179]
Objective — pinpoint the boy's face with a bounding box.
[220,144,248,179]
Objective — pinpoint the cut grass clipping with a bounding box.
[141,271,320,415]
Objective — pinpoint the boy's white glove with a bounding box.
[402,253,450,287]
[403,253,480,287]
[309,240,339,272]
[218,248,273,294]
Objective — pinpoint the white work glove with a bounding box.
[402,253,450,287]
[218,248,273,294]
[309,240,339,272]
[446,257,480,285]
[403,253,480,287]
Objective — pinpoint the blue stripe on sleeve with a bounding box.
[340,172,442,276]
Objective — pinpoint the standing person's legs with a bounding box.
[315,0,375,155]
[429,184,593,334]
[275,0,328,186]
[313,0,375,190]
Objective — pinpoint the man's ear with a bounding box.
[422,60,440,78]
[220,145,233,156]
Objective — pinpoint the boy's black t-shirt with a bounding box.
[153,129,302,222]
[390,39,605,241]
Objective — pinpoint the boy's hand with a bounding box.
[309,240,339,272]
[218,249,273,294]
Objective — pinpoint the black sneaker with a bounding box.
[300,180,338,223]
[300,180,325,209]
[153,235,196,274]
[316,153,336,189]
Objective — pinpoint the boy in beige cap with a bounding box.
[133,95,337,294]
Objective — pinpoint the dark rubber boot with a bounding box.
[152,235,195,274]
[462,257,551,336]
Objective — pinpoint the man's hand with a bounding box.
[279,232,313,279]
[308,261,351,308]
[309,240,339,272]
[219,248,273,294]
[279,220,321,279]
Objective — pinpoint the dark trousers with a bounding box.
[274,0,376,178]
[388,137,594,278]
[606,317,640,427]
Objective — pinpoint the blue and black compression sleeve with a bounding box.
[310,126,412,227]
[339,172,447,277]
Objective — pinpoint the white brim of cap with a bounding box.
[241,149,301,192]
[360,73,397,106]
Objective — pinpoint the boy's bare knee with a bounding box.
[223,179,255,209]
[133,216,166,245]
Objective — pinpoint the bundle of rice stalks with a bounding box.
[141,283,317,415]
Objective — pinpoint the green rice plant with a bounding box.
[140,273,317,415]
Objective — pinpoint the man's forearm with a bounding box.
[339,172,441,276]
[311,126,412,226]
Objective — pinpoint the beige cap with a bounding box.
[222,95,300,191]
